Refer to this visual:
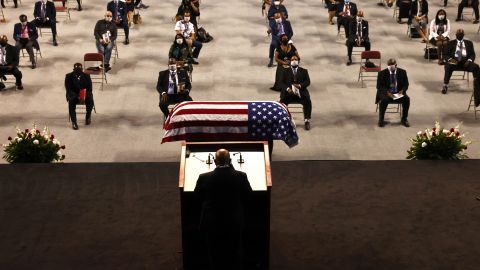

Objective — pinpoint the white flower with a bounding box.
[17,138,22,142]
[44,135,49,140]
[435,121,441,132]
[33,140,39,145]
[417,131,422,135]
[421,142,427,148]
[53,139,60,145]
[443,129,449,134]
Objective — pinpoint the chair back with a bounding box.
[361,51,381,60]
[84,53,104,62]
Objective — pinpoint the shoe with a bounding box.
[387,3,393,7]
[31,62,36,69]
[192,59,199,65]
[141,4,149,9]
[267,59,273,67]
[269,86,277,91]
[397,18,401,24]
[305,121,311,131]
[401,119,410,127]
[442,85,448,94]
[16,85,23,90]
[421,39,427,43]
[329,21,334,25]
[0,82,5,90]
[104,64,111,72]
[438,60,445,65]
[72,122,79,130]
[346,59,352,66]
[53,40,58,46]
[474,20,479,24]
[378,120,385,127]
[455,18,462,22]
[124,39,129,45]
[85,117,91,125]
[78,7,82,11]
[1,75,7,81]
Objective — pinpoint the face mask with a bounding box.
[456,33,464,41]
[388,65,396,72]
[0,41,6,47]
[74,67,83,73]
[438,15,445,20]
[345,0,350,3]
[274,1,280,6]
[291,60,298,67]
[176,38,183,44]
[169,65,177,71]
[105,16,112,22]
[357,17,363,22]
[275,18,282,23]
[281,39,288,45]
[21,21,27,26]
[184,16,190,22]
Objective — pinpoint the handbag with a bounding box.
[133,10,142,24]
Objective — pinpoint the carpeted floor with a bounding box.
[1,161,480,270]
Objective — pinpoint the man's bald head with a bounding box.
[214,149,231,166]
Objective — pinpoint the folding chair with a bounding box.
[358,51,382,88]
[0,6,6,23]
[376,101,402,117]
[112,42,119,64]
[467,91,480,119]
[68,101,97,122]
[83,53,107,91]
[287,103,303,118]
[38,25,53,37]
[53,0,71,21]
[20,41,42,64]
[5,0,22,6]
[0,74,18,90]
[351,46,365,62]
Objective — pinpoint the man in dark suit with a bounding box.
[194,149,253,270]
[157,58,192,119]
[346,10,370,66]
[376,58,410,127]
[442,29,480,94]
[267,0,288,20]
[65,63,94,130]
[0,35,23,91]
[267,11,293,67]
[107,0,130,45]
[13,14,39,69]
[33,0,58,46]
[337,0,358,39]
[456,0,479,24]
[94,11,117,72]
[279,55,312,130]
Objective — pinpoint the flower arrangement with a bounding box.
[407,121,472,160]
[2,125,66,163]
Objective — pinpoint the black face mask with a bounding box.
[456,33,464,41]
[74,67,83,74]
[281,39,288,45]
[0,41,7,47]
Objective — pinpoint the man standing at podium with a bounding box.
[194,149,253,270]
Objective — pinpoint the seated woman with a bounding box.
[397,0,412,23]
[409,0,429,43]
[169,34,193,74]
[270,34,300,91]
[428,9,450,65]
[327,0,337,25]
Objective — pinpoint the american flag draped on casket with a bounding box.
[161,101,299,147]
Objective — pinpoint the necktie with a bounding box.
[293,68,298,82]
[457,42,463,61]
[390,73,396,93]
[0,47,6,65]
[169,72,177,94]
[357,22,361,38]
[345,4,350,16]
[115,1,119,18]
[41,3,46,19]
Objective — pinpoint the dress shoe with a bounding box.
[72,122,79,130]
[305,121,311,131]
[53,40,58,46]
[378,120,385,127]
[442,85,448,94]
[387,2,393,7]
[474,20,479,24]
[78,6,82,11]
[346,59,352,66]
[85,117,91,125]
[401,119,410,127]
[0,82,5,90]
[455,18,462,22]
[267,59,273,67]
[124,38,130,45]
[31,62,36,69]
[1,75,7,81]
[191,59,199,65]
[104,64,112,72]
[16,84,24,90]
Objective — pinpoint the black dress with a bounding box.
[272,44,298,91]
[397,0,412,20]
[327,0,337,12]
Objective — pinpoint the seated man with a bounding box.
[94,11,117,72]
[175,11,202,65]
[157,58,192,120]
[65,63,94,130]
[13,14,39,69]
[267,0,288,20]
[346,10,370,66]
[442,29,480,94]
[408,0,429,42]
[456,0,479,24]
[279,55,312,130]
[376,58,410,127]
[177,0,200,30]
[337,0,358,39]
[267,12,293,67]
[107,0,130,45]
[33,0,58,46]
[0,35,23,91]
[135,0,149,9]
[62,0,82,11]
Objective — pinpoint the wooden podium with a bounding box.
[179,141,272,270]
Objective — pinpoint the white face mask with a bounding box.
[388,65,396,72]
[274,1,280,6]
[291,60,298,67]
[184,16,190,22]
[438,15,445,20]
[275,18,282,23]
[176,38,183,44]
[105,16,112,22]
[21,21,27,26]
[357,17,363,22]
[169,64,177,71]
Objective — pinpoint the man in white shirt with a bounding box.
[0,35,23,90]
[175,11,202,65]
[442,29,480,94]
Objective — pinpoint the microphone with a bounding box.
[233,152,244,164]
[206,153,214,165]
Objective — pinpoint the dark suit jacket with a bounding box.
[13,22,39,41]
[445,39,475,62]
[269,19,293,40]
[33,1,56,20]
[267,4,288,19]
[348,19,369,42]
[279,66,311,100]
[336,2,358,17]
[156,68,191,95]
[376,68,409,104]
[107,1,128,22]
[65,71,93,101]
[0,44,20,67]
[408,0,428,23]
[194,166,252,230]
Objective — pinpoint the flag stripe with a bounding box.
[169,114,248,124]
[171,108,249,116]
[162,132,251,143]
[165,120,248,130]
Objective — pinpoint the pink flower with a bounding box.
[7,136,12,141]
[450,128,455,132]
[432,128,436,132]
[61,155,65,159]
[25,129,29,133]
[61,145,66,149]
[432,131,436,136]
[456,132,460,137]
[27,133,32,138]
[50,134,55,140]
[36,130,40,134]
